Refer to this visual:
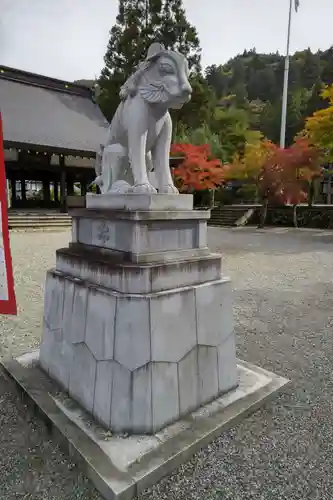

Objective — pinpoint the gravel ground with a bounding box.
[2,227,333,499]
[0,231,100,500]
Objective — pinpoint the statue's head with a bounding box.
[120,43,192,109]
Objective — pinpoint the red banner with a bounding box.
[0,112,16,315]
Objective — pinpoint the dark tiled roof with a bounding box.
[0,65,109,155]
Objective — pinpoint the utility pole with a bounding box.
[280,0,299,149]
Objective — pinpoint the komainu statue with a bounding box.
[94,43,192,195]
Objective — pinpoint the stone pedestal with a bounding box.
[39,194,238,434]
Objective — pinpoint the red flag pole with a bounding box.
[0,112,17,315]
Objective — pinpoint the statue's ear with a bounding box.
[146,42,165,61]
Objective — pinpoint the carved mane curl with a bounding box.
[119,61,153,100]
[119,43,166,100]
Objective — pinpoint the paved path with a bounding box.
[1,227,333,499]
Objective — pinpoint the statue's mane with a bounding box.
[119,60,155,100]
[120,43,169,100]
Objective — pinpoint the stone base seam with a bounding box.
[49,268,231,299]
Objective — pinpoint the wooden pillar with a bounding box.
[43,180,51,203]
[66,177,74,196]
[81,181,87,196]
[10,179,16,208]
[21,178,26,202]
[53,182,59,203]
[60,156,67,213]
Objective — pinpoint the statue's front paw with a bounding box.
[109,180,132,194]
[159,184,179,194]
[131,183,158,194]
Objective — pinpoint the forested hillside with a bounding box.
[205,47,333,146]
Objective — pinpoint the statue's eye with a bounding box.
[159,63,174,74]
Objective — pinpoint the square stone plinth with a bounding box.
[39,270,237,434]
[69,208,210,263]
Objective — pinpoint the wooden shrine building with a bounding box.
[0,65,109,212]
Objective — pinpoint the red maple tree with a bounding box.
[170,143,226,192]
[258,138,322,226]
[259,138,321,204]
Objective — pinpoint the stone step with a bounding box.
[8,214,71,218]
[8,220,72,225]
[9,221,72,226]
[8,213,72,230]
[8,218,71,223]
[209,206,257,227]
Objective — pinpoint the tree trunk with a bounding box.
[292,204,298,228]
[327,172,332,205]
[308,180,315,207]
[254,186,260,204]
[258,197,268,228]
[210,189,215,209]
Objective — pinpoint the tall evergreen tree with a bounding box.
[98,0,201,120]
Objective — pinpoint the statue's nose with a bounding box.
[181,82,192,95]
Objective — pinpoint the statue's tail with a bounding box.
[89,145,104,189]
[88,175,103,190]
[94,100,124,175]
[92,101,126,191]
[103,101,124,146]
[95,144,104,176]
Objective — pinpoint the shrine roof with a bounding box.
[0,65,109,156]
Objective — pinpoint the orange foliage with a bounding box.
[223,139,277,191]
[303,84,333,162]
[259,138,322,205]
[170,143,226,192]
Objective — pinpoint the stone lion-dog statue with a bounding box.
[94,43,192,195]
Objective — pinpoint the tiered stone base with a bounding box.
[39,194,238,434]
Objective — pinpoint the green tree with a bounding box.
[210,106,256,161]
[205,65,231,99]
[247,67,277,102]
[98,0,201,120]
[174,123,228,163]
[320,46,333,84]
[297,48,322,89]
[305,81,327,116]
[147,0,201,71]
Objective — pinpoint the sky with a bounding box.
[0,0,332,82]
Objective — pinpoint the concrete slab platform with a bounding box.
[1,351,289,500]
